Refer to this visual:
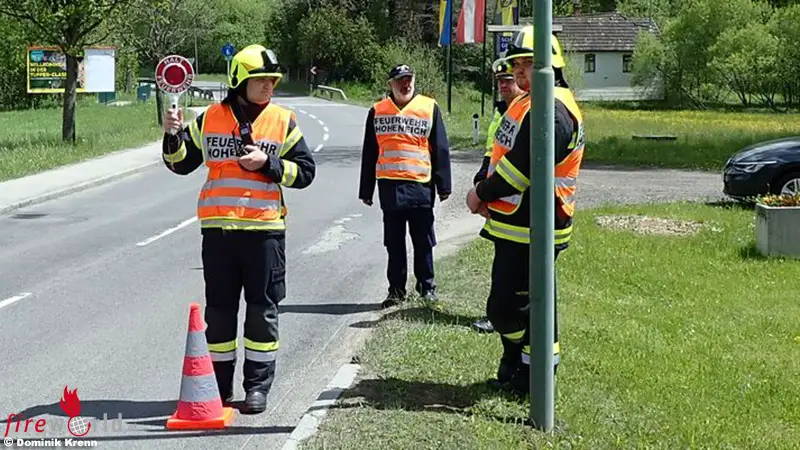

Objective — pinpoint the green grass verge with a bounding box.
[300,201,800,450]
[317,81,800,171]
[0,96,165,182]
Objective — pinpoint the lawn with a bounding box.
[0,97,167,182]
[299,201,800,450]
[323,81,800,171]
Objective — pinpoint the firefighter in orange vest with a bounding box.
[471,58,526,334]
[359,64,452,308]
[466,26,585,395]
[161,45,316,413]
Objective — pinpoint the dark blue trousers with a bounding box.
[382,208,436,296]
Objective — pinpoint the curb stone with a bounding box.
[0,159,161,216]
[281,363,361,450]
[0,109,208,216]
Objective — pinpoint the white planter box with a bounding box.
[755,204,800,258]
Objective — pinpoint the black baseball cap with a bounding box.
[388,64,414,80]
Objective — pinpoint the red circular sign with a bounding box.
[155,55,194,94]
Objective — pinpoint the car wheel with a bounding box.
[771,172,800,196]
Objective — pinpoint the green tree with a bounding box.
[709,23,780,106]
[296,5,380,82]
[112,0,217,125]
[0,0,130,142]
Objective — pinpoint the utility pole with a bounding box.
[529,0,555,433]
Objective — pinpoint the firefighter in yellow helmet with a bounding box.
[466,25,585,396]
[470,58,526,334]
[161,44,316,413]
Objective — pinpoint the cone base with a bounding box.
[165,406,236,430]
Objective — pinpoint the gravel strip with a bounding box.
[433,152,727,243]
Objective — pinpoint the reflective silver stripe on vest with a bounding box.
[184,331,208,358]
[245,349,277,362]
[203,178,279,192]
[555,177,576,189]
[210,351,236,362]
[179,373,221,403]
[381,150,431,162]
[375,163,430,174]
[198,196,279,209]
[373,114,432,138]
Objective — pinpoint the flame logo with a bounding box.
[59,386,91,437]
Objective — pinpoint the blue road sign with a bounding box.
[222,43,235,59]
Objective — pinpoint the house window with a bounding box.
[623,54,633,73]
[584,54,595,73]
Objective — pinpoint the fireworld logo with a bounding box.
[59,387,90,437]
[4,386,126,438]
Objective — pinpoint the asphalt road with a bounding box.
[0,92,727,449]
[0,96,409,449]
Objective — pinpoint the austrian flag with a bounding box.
[456,0,486,44]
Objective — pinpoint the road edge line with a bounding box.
[0,160,160,216]
[280,363,360,450]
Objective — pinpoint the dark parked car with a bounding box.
[723,136,800,200]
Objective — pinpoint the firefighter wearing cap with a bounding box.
[358,64,452,308]
[466,25,585,395]
[470,58,526,334]
[161,44,316,413]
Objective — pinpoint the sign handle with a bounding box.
[168,93,181,135]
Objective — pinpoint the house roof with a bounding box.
[521,10,660,53]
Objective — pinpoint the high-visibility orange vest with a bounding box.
[373,95,436,183]
[197,102,290,231]
[486,87,584,218]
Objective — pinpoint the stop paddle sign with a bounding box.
[155,55,194,106]
[156,55,194,135]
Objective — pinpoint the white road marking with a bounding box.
[0,292,32,310]
[302,216,361,255]
[293,107,328,153]
[136,217,197,247]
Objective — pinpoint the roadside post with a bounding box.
[529,0,556,432]
[222,43,235,78]
[155,54,194,135]
[472,113,480,145]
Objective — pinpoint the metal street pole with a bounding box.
[529,0,555,432]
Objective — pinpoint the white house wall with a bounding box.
[576,51,631,88]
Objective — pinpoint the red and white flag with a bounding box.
[455,0,485,44]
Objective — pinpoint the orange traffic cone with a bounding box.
[166,303,236,430]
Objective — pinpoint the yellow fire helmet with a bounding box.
[228,44,284,89]
[504,24,566,69]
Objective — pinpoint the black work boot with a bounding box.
[506,363,530,397]
[381,290,405,308]
[212,361,235,405]
[497,338,522,383]
[471,317,495,333]
[242,360,274,414]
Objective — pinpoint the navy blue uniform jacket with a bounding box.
[358,94,452,211]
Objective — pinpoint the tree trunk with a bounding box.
[62,53,78,143]
[156,88,164,126]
